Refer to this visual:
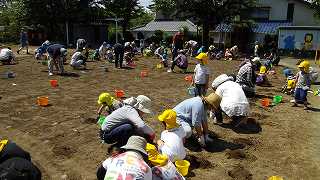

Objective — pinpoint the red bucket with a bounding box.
[261,98,270,107]
[50,80,58,87]
[115,90,125,98]
[140,70,148,78]
[184,75,193,82]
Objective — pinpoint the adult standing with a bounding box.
[47,44,67,76]
[211,74,250,126]
[173,93,221,147]
[99,95,155,146]
[17,28,29,54]
[113,42,124,69]
[172,29,184,62]
[96,136,152,180]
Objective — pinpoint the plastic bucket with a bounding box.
[273,95,283,104]
[115,90,125,98]
[184,75,193,82]
[268,176,284,180]
[42,61,48,66]
[187,87,196,97]
[175,160,190,177]
[37,96,49,107]
[261,98,270,107]
[97,116,106,127]
[50,80,58,87]
[140,70,148,78]
[156,64,163,69]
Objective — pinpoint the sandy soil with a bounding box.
[0,47,320,180]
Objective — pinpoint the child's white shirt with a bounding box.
[194,64,210,85]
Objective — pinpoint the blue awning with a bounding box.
[215,22,293,34]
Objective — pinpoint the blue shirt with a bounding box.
[173,97,207,127]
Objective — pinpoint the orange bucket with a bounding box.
[37,96,49,107]
[140,70,148,78]
[115,90,125,98]
[261,98,270,107]
[50,80,58,87]
[184,75,193,82]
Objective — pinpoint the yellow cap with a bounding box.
[158,109,178,129]
[146,143,169,166]
[298,60,310,72]
[196,53,208,64]
[268,176,284,180]
[97,93,114,106]
[260,66,267,74]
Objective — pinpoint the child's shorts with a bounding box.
[294,88,308,103]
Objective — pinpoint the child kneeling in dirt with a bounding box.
[146,143,185,180]
[292,60,311,110]
[0,47,16,65]
[97,92,123,117]
[157,110,186,162]
[256,66,269,86]
[70,50,87,69]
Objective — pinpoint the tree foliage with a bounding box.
[310,0,320,19]
[149,0,176,18]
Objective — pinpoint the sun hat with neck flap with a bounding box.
[121,136,148,156]
[196,53,208,65]
[133,95,153,114]
[158,109,178,129]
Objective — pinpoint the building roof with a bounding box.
[131,20,197,32]
[215,22,293,34]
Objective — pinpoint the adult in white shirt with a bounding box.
[0,47,15,65]
[99,95,155,146]
[211,74,250,126]
[97,136,152,180]
[98,42,109,60]
[157,109,186,162]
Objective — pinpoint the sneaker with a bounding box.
[49,72,54,76]
[167,69,172,73]
[197,135,206,147]
[290,99,296,103]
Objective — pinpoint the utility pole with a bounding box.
[105,17,124,43]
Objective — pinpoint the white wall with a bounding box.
[257,0,319,26]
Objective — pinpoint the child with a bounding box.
[193,53,210,96]
[157,109,186,162]
[97,93,123,117]
[146,143,185,180]
[292,60,311,109]
[35,40,50,60]
[98,42,109,60]
[256,66,268,86]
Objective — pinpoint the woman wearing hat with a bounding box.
[99,95,155,146]
[212,74,250,126]
[193,52,210,96]
[173,93,221,147]
[157,110,186,162]
[97,136,152,180]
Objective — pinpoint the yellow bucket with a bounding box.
[175,160,190,177]
[268,176,284,180]
[156,64,163,69]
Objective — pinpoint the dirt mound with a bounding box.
[52,145,77,158]
[228,165,253,180]
[186,155,215,170]
[82,117,97,124]
[226,149,246,159]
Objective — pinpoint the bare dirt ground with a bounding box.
[1,46,320,180]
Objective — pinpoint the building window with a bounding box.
[287,3,295,21]
[249,7,270,21]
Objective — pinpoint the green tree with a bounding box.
[179,0,256,47]
[102,0,144,40]
[311,0,320,19]
[149,0,176,18]
[129,10,154,28]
